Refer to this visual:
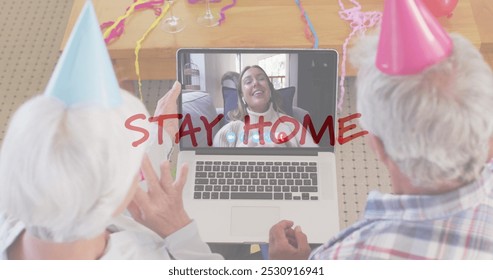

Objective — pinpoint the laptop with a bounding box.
[176,48,339,243]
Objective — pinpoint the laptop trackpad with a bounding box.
[231,206,280,238]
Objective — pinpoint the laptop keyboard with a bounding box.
[193,161,318,200]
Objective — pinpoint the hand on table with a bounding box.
[128,155,191,238]
[268,220,311,260]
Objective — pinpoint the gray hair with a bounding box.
[0,90,149,242]
[352,33,493,188]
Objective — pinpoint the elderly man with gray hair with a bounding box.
[268,0,493,259]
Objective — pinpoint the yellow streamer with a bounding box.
[103,0,148,40]
[134,2,170,100]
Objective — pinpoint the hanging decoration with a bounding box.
[219,0,237,25]
[337,0,381,111]
[101,0,165,44]
[99,0,170,100]
[134,2,171,100]
[187,0,235,25]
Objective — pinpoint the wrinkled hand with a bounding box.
[154,81,182,138]
[268,220,311,260]
[128,155,191,238]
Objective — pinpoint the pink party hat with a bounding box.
[376,0,453,75]
[44,0,122,107]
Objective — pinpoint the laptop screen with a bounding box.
[176,49,338,153]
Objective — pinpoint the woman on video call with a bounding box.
[213,65,317,148]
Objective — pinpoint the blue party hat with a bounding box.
[44,0,122,107]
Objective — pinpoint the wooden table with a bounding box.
[62,0,483,80]
[470,0,493,69]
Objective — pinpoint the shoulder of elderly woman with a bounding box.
[0,214,25,260]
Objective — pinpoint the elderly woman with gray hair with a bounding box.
[0,83,222,260]
[0,1,222,260]
[268,28,493,259]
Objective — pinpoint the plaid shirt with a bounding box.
[310,166,493,259]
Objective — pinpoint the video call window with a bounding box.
[177,49,338,152]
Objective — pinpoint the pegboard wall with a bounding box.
[0,0,73,142]
[336,78,392,228]
[0,1,391,231]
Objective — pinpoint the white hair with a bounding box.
[0,90,150,242]
[352,33,493,188]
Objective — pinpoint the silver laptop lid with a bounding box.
[176,49,338,156]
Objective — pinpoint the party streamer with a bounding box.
[101,0,165,44]
[135,2,170,100]
[188,0,231,24]
[218,0,237,25]
[297,2,315,46]
[188,0,221,4]
[102,0,146,43]
[337,0,381,111]
[295,0,319,48]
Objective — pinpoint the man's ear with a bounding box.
[367,133,390,164]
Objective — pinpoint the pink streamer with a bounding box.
[102,20,127,44]
[187,0,234,25]
[295,0,317,48]
[135,0,164,15]
[188,0,221,4]
[218,0,237,25]
[100,21,114,30]
[337,0,381,111]
[101,0,165,45]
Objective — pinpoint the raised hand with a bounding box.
[128,155,190,238]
